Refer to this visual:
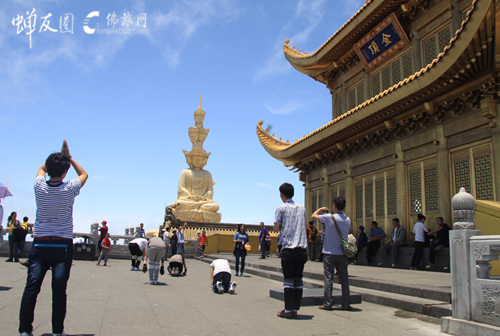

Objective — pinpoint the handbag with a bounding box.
[331,214,358,258]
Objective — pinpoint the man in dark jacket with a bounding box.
[379,218,407,267]
[353,226,367,264]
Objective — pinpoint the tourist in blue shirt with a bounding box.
[233,224,249,276]
[365,221,386,265]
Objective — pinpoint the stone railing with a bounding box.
[442,187,500,335]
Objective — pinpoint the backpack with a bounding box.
[331,215,357,259]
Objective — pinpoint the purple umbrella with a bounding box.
[0,183,13,200]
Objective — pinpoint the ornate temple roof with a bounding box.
[257,0,494,166]
[282,0,409,81]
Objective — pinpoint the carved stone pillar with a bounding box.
[449,188,481,320]
[436,124,452,224]
[331,90,336,120]
[322,168,330,214]
[305,177,312,220]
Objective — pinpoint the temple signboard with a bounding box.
[354,13,410,70]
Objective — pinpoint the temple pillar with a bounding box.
[344,160,354,229]
[491,117,500,199]
[331,90,337,120]
[395,141,409,232]
[322,167,330,214]
[341,83,347,114]
[451,1,463,35]
[411,23,422,71]
[436,124,452,224]
[363,70,370,102]
[305,176,312,220]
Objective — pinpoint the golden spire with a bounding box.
[199,93,202,109]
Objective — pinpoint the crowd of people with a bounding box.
[7,140,453,336]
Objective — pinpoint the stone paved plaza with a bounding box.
[0,256,444,336]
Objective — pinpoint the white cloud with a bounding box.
[266,102,300,115]
[254,0,327,81]
[147,0,240,67]
[257,182,274,188]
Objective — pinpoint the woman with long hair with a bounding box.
[6,212,21,262]
[233,224,249,277]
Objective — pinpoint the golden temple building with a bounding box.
[257,0,500,236]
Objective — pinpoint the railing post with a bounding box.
[449,187,481,320]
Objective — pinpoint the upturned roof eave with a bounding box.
[257,0,490,163]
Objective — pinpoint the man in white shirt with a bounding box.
[312,196,352,311]
[177,222,187,256]
[410,214,429,270]
[128,237,148,271]
[210,259,236,294]
[274,183,307,319]
[162,228,170,259]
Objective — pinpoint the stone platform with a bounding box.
[0,258,443,335]
[270,288,362,306]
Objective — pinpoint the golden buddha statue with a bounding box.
[171,96,221,222]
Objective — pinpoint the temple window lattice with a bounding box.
[371,51,412,97]
[423,24,452,66]
[348,81,364,111]
[354,171,396,225]
[452,143,496,201]
[409,160,439,215]
[331,183,346,209]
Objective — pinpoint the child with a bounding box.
[198,230,208,258]
[97,233,111,266]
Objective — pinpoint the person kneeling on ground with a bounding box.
[145,236,167,285]
[168,253,187,276]
[210,259,237,294]
[128,237,147,271]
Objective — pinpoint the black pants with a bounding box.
[8,235,19,261]
[128,242,142,268]
[260,240,266,258]
[281,248,308,311]
[411,242,425,268]
[235,249,246,274]
[365,241,380,263]
[212,271,231,293]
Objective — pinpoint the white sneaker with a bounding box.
[134,267,140,271]
[53,332,66,336]
[131,267,135,271]
[229,282,237,294]
[20,333,33,336]
[153,281,158,285]
[149,280,154,284]
[216,280,224,294]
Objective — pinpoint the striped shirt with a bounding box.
[275,199,307,249]
[34,175,81,239]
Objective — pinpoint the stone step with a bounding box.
[195,256,452,317]
[197,255,451,303]
[269,288,362,306]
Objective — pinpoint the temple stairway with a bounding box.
[195,253,452,318]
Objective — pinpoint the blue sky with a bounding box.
[0,0,363,235]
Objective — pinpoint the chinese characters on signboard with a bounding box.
[353,13,410,70]
[12,9,148,49]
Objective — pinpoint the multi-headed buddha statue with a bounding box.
[170,96,221,222]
